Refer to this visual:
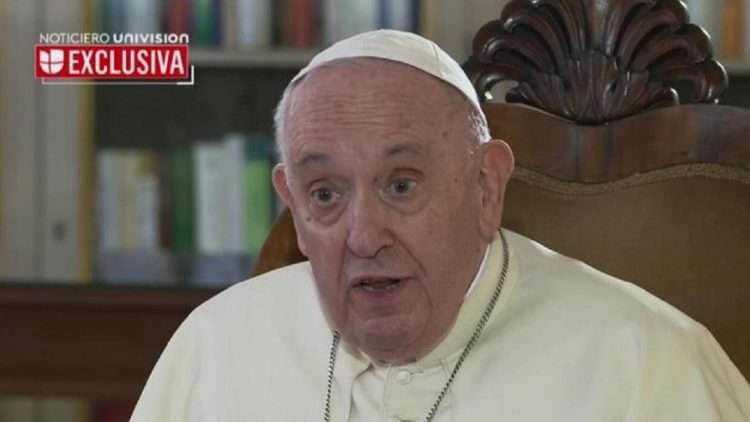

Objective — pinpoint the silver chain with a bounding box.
[323,231,510,422]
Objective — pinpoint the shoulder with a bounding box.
[180,260,327,345]
[503,230,706,343]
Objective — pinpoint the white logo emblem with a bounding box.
[39,49,64,75]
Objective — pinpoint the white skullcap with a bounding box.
[291,29,488,141]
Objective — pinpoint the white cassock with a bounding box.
[131,230,750,421]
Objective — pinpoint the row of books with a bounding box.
[97,0,420,49]
[95,134,277,286]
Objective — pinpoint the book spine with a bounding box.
[192,0,216,46]
[324,0,377,44]
[124,0,163,35]
[169,146,195,253]
[222,134,248,253]
[134,153,160,251]
[194,142,226,254]
[237,0,272,48]
[165,0,192,35]
[103,0,125,34]
[245,138,274,256]
[286,0,316,47]
[222,0,238,48]
[96,150,122,253]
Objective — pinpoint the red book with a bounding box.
[283,0,317,48]
[165,0,192,36]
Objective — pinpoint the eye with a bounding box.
[386,178,417,197]
[310,187,340,208]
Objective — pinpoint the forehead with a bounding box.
[284,60,468,165]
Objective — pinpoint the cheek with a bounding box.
[296,218,349,302]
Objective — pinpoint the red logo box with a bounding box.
[35,44,190,80]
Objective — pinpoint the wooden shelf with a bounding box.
[189,47,320,69]
[0,283,218,399]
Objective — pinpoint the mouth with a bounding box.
[355,277,405,292]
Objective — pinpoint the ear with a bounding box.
[272,163,309,257]
[477,139,514,241]
[272,163,292,208]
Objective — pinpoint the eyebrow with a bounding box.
[294,152,331,168]
[293,143,424,168]
[385,144,423,159]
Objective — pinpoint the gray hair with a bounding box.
[273,62,491,164]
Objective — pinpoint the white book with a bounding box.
[222,134,248,253]
[194,141,228,254]
[135,166,160,251]
[97,150,122,252]
[116,150,160,251]
[125,0,163,35]
[324,0,378,45]
[237,0,272,48]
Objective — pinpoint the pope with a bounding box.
[131,30,750,421]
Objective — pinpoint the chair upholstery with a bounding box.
[254,0,750,378]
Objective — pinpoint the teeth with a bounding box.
[360,279,400,292]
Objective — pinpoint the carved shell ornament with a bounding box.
[464,0,729,124]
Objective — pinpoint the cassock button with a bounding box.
[396,369,413,385]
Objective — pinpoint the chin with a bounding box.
[350,326,425,363]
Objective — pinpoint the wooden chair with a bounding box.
[254,0,750,378]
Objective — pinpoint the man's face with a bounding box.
[274,60,502,363]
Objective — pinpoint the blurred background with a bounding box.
[1,0,750,420]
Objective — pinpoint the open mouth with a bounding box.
[354,278,406,293]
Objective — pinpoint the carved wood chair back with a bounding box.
[464,0,750,377]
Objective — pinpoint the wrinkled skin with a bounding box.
[273,59,514,363]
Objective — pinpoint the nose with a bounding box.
[345,192,394,258]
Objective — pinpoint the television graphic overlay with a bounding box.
[35,39,194,85]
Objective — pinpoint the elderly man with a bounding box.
[131,31,750,421]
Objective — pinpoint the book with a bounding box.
[245,137,274,256]
[223,134,249,254]
[97,150,123,253]
[193,0,220,46]
[102,0,125,34]
[168,145,195,253]
[96,149,174,285]
[194,141,228,254]
[222,0,239,48]
[721,0,742,58]
[118,150,160,251]
[164,0,192,35]
[323,0,378,45]
[237,0,273,48]
[124,0,163,35]
[282,0,318,48]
